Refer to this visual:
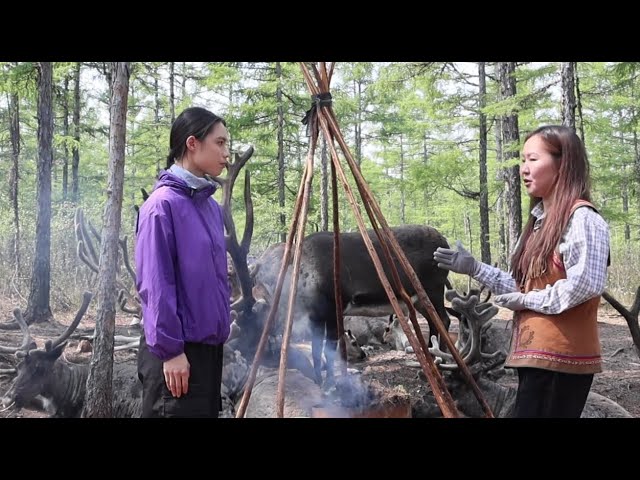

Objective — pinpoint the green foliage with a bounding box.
[1,61,640,308]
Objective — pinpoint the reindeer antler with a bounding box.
[602,289,640,358]
[217,147,256,317]
[75,208,141,321]
[0,308,37,355]
[430,289,501,371]
[74,208,100,273]
[45,291,93,352]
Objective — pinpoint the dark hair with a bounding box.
[166,107,226,169]
[511,125,592,284]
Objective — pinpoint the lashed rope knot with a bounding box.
[301,92,332,137]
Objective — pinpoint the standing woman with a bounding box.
[135,107,231,417]
[434,125,610,418]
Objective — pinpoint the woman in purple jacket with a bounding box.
[135,107,231,417]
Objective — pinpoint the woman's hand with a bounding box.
[433,240,480,276]
[163,353,190,397]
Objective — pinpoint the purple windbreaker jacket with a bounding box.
[135,170,231,361]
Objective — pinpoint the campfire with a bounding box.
[311,374,412,418]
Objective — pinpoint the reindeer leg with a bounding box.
[310,320,324,385]
[422,288,452,351]
[323,318,338,388]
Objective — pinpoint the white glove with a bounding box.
[493,292,527,311]
[433,240,480,276]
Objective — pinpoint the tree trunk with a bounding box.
[478,62,491,265]
[620,135,630,241]
[82,62,131,418]
[9,87,21,277]
[25,62,54,325]
[623,170,630,241]
[575,63,586,141]
[399,134,406,224]
[181,62,186,97]
[494,64,507,269]
[499,62,522,255]
[72,62,81,203]
[62,74,70,201]
[154,71,161,174]
[561,62,576,129]
[276,62,286,243]
[169,62,176,123]
[355,79,362,168]
[632,123,640,241]
[422,132,430,225]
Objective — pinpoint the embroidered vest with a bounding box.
[505,200,603,374]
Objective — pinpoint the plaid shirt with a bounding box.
[474,203,610,315]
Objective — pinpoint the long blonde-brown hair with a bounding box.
[510,125,592,285]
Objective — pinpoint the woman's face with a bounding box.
[520,134,559,201]
[188,122,230,177]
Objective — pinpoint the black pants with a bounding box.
[513,367,593,418]
[137,333,224,418]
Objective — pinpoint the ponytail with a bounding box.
[166,154,175,169]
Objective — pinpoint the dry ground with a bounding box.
[588,309,640,417]
[349,305,640,418]
[0,295,638,418]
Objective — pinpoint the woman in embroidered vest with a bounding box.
[434,125,610,418]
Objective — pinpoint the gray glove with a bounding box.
[433,240,479,276]
[493,292,527,311]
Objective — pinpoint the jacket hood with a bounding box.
[155,170,218,199]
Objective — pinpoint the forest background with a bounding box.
[0,61,638,323]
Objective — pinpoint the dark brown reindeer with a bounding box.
[0,292,142,418]
[222,149,453,387]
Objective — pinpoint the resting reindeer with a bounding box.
[0,292,142,418]
[221,150,452,387]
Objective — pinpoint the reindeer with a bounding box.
[221,150,452,388]
[0,292,142,418]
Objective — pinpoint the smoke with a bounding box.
[312,366,379,414]
[333,374,378,409]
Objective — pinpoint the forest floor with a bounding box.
[348,305,640,418]
[0,295,638,418]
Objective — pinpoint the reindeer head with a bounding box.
[0,292,92,412]
[344,329,366,361]
[3,343,66,409]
